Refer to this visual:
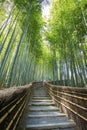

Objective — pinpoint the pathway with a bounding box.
[17,86,76,130]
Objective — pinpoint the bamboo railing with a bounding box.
[0,84,32,130]
[45,82,87,130]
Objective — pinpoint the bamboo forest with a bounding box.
[0,0,87,88]
[0,1,87,130]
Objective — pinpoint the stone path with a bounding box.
[17,86,76,130]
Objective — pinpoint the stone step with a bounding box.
[26,116,69,124]
[29,102,55,106]
[32,99,53,102]
[28,112,66,118]
[32,97,50,99]
[25,122,76,130]
[28,111,66,116]
[29,106,59,112]
[32,95,48,97]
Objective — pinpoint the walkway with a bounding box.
[17,86,76,130]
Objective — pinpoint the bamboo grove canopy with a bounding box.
[0,0,87,88]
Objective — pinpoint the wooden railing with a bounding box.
[0,84,32,130]
[45,82,87,130]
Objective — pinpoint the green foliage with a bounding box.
[46,0,87,87]
[0,0,87,88]
[0,7,6,25]
[0,0,45,87]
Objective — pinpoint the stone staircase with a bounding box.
[17,86,76,130]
